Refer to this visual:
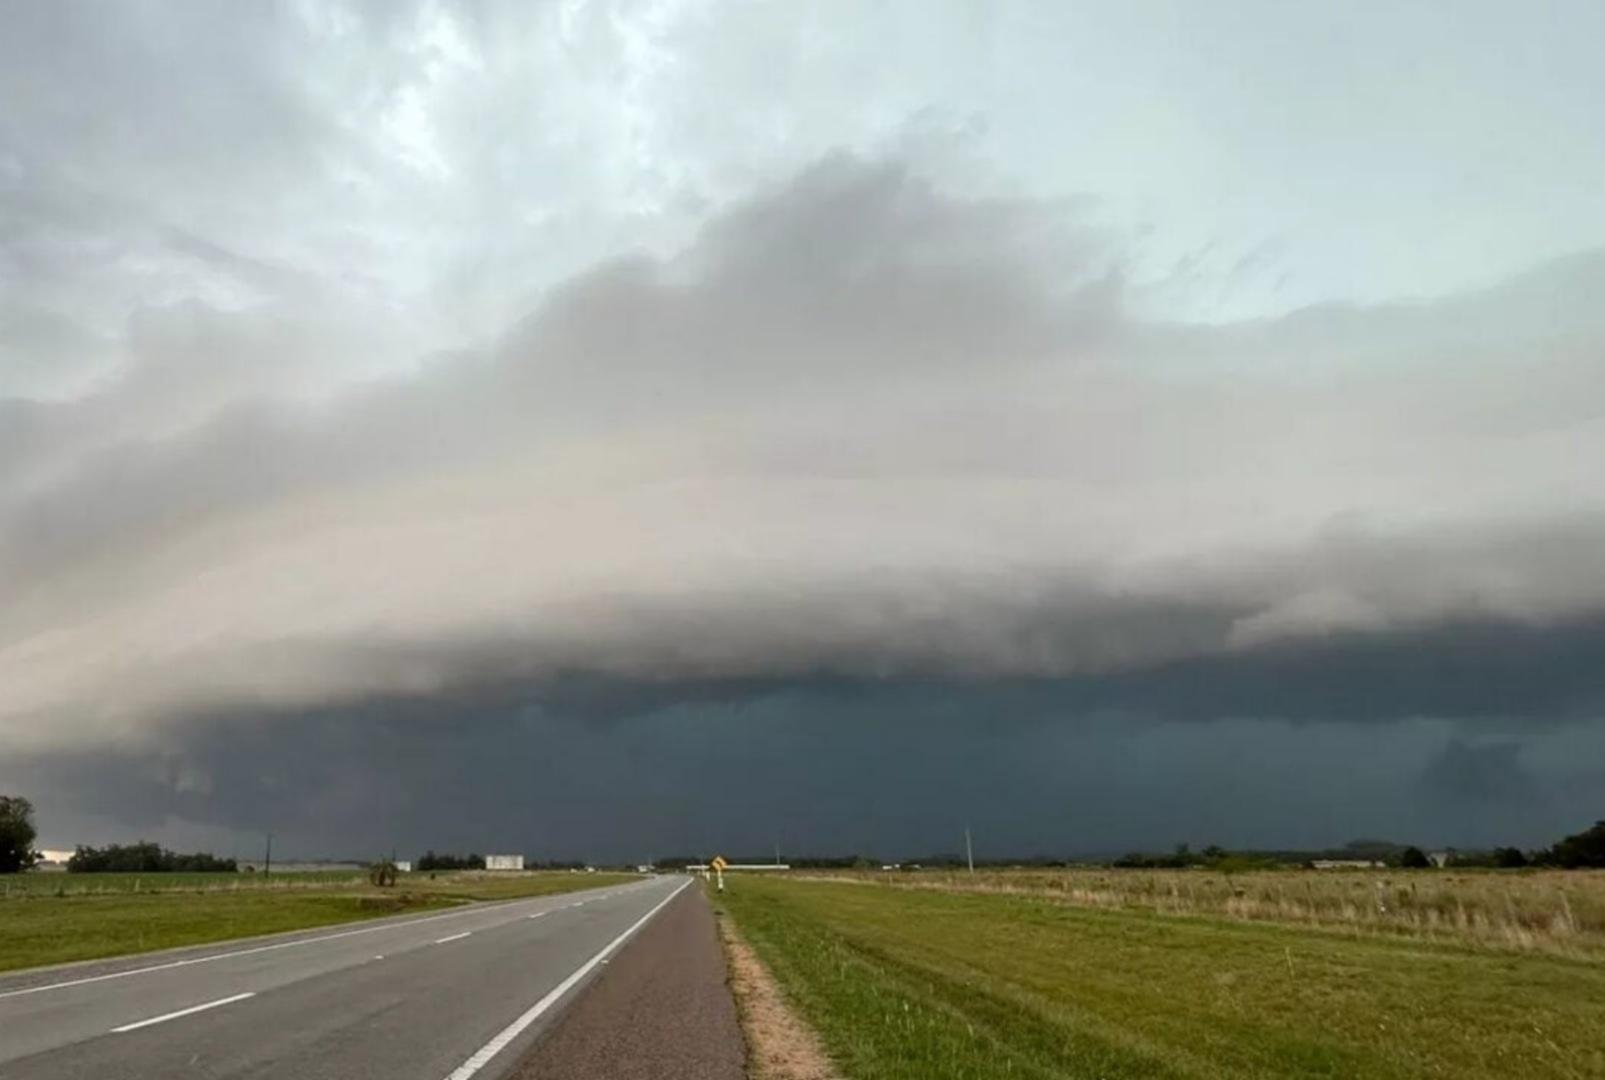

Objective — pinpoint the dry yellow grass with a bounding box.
[802,867,1605,954]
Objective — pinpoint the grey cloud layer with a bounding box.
[4,153,1605,753]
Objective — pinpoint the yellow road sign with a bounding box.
[711,856,728,872]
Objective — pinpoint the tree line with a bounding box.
[1106,822,1605,870]
[65,842,237,873]
[656,821,1605,873]
[5,794,1605,875]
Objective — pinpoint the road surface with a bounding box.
[0,875,743,1079]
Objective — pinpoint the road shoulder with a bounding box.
[716,905,840,1080]
[509,883,745,1080]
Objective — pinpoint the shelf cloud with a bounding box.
[3,1,1603,856]
[7,158,1605,756]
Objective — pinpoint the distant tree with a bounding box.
[0,796,41,873]
[1493,846,1528,869]
[66,842,234,873]
[1398,846,1431,869]
[69,841,162,872]
[1541,821,1605,869]
[1201,845,1227,863]
[415,851,486,872]
[368,859,399,887]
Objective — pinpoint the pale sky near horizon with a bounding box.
[4,1,1605,858]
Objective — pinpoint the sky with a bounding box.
[3,0,1605,862]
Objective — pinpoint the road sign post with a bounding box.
[711,855,728,892]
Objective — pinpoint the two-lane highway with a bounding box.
[0,875,695,1078]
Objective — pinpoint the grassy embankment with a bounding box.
[0,870,639,973]
[717,873,1605,1079]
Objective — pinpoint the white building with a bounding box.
[394,860,412,873]
[485,854,525,871]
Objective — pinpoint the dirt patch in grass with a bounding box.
[718,910,839,1080]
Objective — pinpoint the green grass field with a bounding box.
[0,870,640,973]
[0,870,368,897]
[717,875,1605,1079]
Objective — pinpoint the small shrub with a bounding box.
[1399,847,1432,869]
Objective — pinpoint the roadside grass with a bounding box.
[0,871,641,973]
[0,870,365,897]
[718,876,1605,1080]
[0,891,455,973]
[807,867,1605,955]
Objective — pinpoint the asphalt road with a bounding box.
[0,875,732,1079]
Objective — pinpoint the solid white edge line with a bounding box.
[434,931,473,945]
[441,879,691,1080]
[0,880,650,1001]
[111,991,256,1033]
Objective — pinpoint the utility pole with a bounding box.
[965,826,974,874]
[264,833,272,879]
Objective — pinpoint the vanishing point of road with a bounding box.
[0,875,745,1079]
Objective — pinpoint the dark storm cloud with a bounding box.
[19,609,1605,857]
[4,4,1605,855]
[18,659,1603,861]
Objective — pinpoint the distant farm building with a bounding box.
[394,860,412,873]
[485,854,525,871]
